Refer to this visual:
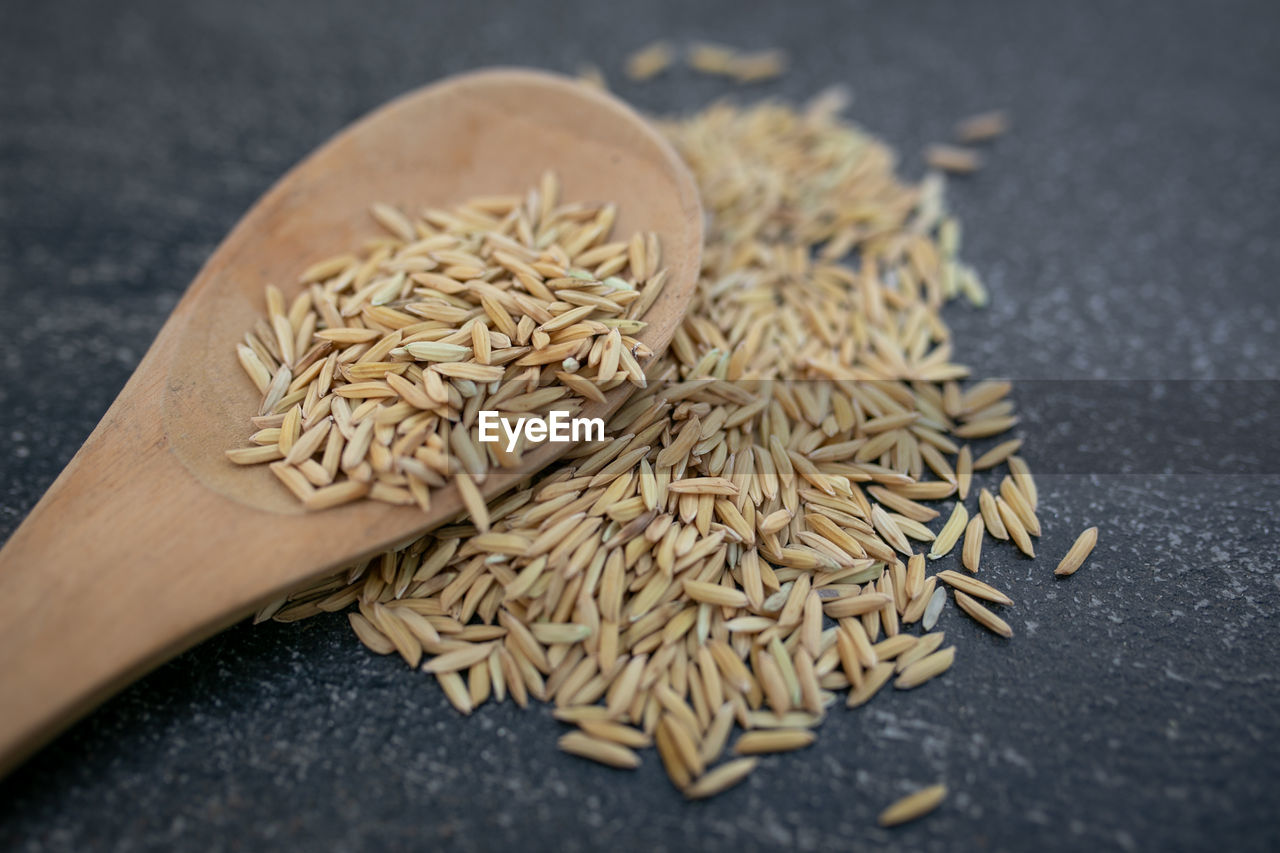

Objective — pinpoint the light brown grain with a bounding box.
[1055,526,1098,577]
[879,784,947,826]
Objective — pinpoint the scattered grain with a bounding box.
[954,590,1013,638]
[878,784,947,827]
[625,41,674,81]
[733,729,816,754]
[925,144,981,174]
[1054,526,1098,577]
[559,731,642,769]
[684,757,758,800]
[264,85,1071,808]
[954,110,1010,143]
[894,646,956,689]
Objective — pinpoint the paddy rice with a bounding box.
[256,81,1096,816]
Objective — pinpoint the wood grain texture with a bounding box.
[0,68,702,777]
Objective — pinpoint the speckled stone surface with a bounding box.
[2,1,1278,850]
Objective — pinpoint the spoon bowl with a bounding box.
[0,68,701,776]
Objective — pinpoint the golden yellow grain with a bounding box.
[229,177,664,515]
[872,634,917,662]
[1054,526,1099,577]
[455,471,490,533]
[936,570,1013,606]
[578,719,652,749]
[686,42,737,74]
[699,702,737,765]
[436,671,473,715]
[846,662,895,708]
[973,439,1022,470]
[954,590,1013,638]
[928,502,969,559]
[684,757,759,800]
[961,514,985,573]
[878,784,947,827]
[682,580,748,608]
[996,496,1035,557]
[925,144,981,174]
[894,646,956,689]
[225,445,285,465]
[999,475,1041,536]
[956,445,973,500]
[262,90,1062,806]
[895,632,947,673]
[727,49,788,83]
[733,729,816,755]
[422,642,497,674]
[302,479,369,511]
[559,731,641,769]
[347,612,394,655]
[1007,455,1038,509]
[955,110,1010,143]
[979,488,1008,540]
[625,40,674,81]
[823,592,893,619]
[902,575,937,625]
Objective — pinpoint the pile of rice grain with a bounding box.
[259,90,1094,808]
[226,175,666,517]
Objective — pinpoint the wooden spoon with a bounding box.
[0,68,702,776]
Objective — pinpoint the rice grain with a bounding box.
[954,590,1013,638]
[733,729,816,755]
[1054,526,1099,577]
[878,784,947,827]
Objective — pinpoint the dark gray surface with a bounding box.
[2,1,1278,850]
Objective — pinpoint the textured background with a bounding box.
[2,0,1279,850]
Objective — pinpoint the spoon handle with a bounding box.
[0,371,285,777]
